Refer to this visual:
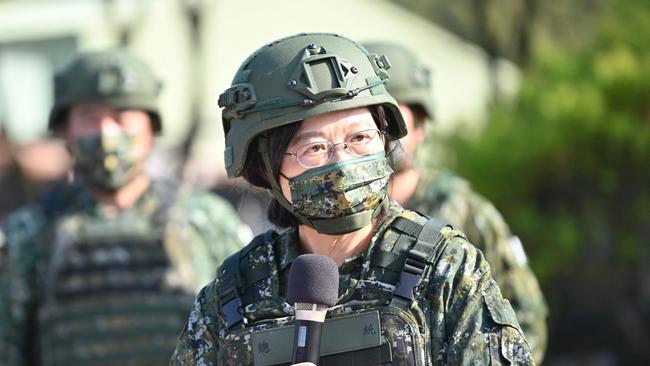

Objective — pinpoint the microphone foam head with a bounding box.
[287,254,339,307]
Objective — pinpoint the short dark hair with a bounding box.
[240,105,398,229]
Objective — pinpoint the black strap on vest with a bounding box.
[389,216,449,306]
[218,231,272,330]
[219,250,245,330]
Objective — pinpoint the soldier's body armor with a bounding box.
[36,184,194,366]
[211,214,454,366]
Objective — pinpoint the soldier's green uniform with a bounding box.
[0,181,245,366]
[171,202,533,365]
[408,170,547,363]
[363,42,548,363]
[171,33,534,365]
[0,50,247,366]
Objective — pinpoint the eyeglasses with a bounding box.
[285,128,385,168]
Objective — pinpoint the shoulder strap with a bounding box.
[218,250,244,330]
[417,216,448,250]
[389,215,451,306]
[217,231,273,330]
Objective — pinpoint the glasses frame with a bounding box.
[284,128,385,168]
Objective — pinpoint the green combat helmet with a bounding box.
[218,33,406,233]
[219,32,406,178]
[363,42,435,119]
[48,50,163,133]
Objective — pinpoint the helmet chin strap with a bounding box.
[257,136,310,226]
[257,136,387,235]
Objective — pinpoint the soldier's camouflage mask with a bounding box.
[284,152,392,233]
[73,132,141,190]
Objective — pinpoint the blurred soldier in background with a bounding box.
[211,179,273,236]
[364,41,548,364]
[0,50,248,366]
[0,128,69,221]
[0,130,36,221]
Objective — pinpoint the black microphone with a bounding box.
[287,254,339,366]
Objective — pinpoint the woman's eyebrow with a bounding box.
[291,120,375,145]
[345,121,376,131]
[292,131,326,144]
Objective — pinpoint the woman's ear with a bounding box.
[413,125,426,144]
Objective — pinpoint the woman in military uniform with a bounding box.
[171,33,535,365]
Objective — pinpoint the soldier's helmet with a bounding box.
[219,33,407,178]
[48,50,163,133]
[362,42,435,120]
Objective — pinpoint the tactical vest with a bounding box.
[213,213,456,366]
[36,182,195,366]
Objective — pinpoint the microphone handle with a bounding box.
[292,319,324,365]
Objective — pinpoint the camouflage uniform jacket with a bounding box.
[0,179,248,366]
[406,169,548,363]
[170,202,534,365]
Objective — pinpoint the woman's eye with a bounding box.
[306,143,327,154]
[350,133,369,143]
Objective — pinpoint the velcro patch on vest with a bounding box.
[252,310,383,366]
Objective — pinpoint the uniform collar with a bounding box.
[69,178,163,219]
[276,228,300,273]
[275,200,403,276]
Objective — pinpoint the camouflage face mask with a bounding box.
[73,132,142,191]
[285,152,393,229]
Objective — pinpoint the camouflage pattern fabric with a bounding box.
[406,169,548,363]
[72,132,141,191]
[0,180,248,366]
[170,201,535,365]
[288,153,392,219]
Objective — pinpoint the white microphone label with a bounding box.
[297,325,307,347]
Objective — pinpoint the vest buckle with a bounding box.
[220,286,245,329]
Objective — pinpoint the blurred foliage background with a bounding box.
[395,0,650,364]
